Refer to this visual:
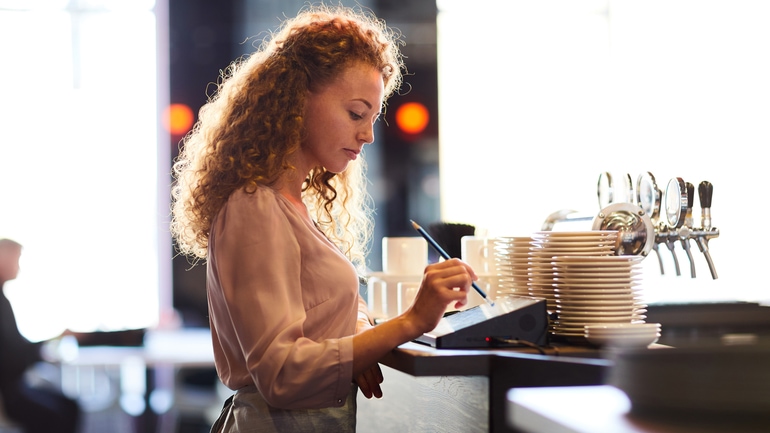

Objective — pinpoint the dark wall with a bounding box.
[169,0,440,326]
[169,0,239,326]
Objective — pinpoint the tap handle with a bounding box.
[698,181,713,209]
[698,181,713,230]
[685,182,695,227]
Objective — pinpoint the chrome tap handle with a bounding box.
[681,237,696,278]
[664,232,681,276]
[698,181,713,230]
[637,173,664,274]
[651,242,665,275]
[679,182,696,278]
[684,182,695,228]
[695,235,718,279]
[695,181,718,279]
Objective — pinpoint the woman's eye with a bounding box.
[349,111,363,120]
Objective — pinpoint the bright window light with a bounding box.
[438,0,770,304]
[0,4,164,341]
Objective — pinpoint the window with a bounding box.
[437,0,770,303]
[0,0,169,341]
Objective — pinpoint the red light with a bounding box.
[162,103,194,135]
[395,102,429,135]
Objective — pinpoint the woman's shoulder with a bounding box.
[215,185,291,232]
[223,185,284,215]
[230,184,276,199]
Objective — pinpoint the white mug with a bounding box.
[365,273,422,320]
[382,237,428,275]
[461,236,495,275]
[396,282,420,315]
[366,276,387,320]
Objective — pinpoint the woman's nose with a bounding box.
[359,124,375,145]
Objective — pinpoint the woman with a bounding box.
[170,4,476,432]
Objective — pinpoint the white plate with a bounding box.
[496,251,530,258]
[533,231,618,238]
[555,284,642,291]
[531,237,617,244]
[529,245,618,253]
[557,305,645,314]
[554,281,642,289]
[585,323,661,333]
[553,271,643,278]
[556,299,641,307]
[555,319,647,331]
[585,333,660,347]
[553,261,642,267]
[555,289,642,301]
[559,309,648,317]
[494,237,533,244]
[558,316,647,325]
[551,262,641,268]
[555,277,642,284]
[532,241,616,247]
[553,255,642,262]
[555,291,642,299]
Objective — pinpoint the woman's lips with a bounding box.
[344,149,358,160]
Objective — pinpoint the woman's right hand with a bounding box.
[403,258,476,335]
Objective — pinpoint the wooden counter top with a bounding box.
[380,340,614,377]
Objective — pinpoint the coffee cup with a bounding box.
[366,276,387,320]
[396,282,420,315]
[461,236,495,275]
[382,237,428,275]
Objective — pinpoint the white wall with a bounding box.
[437,0,770,304]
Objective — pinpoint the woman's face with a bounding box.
[300,64,385,174]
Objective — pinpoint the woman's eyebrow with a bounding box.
[352,98,373,109]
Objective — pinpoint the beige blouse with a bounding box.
[206,186,370,410]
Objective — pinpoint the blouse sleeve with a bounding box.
[356,294,373,333]
[208,188,355,409]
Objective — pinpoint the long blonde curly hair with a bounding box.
[170,4,404,270]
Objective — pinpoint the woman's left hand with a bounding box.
[355,363,384,399]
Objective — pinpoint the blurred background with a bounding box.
[1,0,769,431]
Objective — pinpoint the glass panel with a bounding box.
[0,7,160,340]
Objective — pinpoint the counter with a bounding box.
[357,341,614,433]
[506,385,769,433]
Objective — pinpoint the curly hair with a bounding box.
[170,4,405,269]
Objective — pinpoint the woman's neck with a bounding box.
[275,174,312,223]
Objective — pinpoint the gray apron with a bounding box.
[211,384,357,433]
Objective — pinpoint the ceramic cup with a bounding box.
[366,276,387,320]
[461,236,495,275]
[396,282,420,315]
[382,237,428,275]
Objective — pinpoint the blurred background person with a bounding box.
[0,238,81,433]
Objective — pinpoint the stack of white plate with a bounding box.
[585,323,661,347]
[529,231,618,313]
[493,236,532,296]
[551,255,646,340]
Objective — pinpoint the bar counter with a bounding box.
[357,340,616,433]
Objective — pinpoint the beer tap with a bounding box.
[695,181,719,279]
[636,172,665,275]
[677,182,697,278]
[662,231,681,276]
[662,177,688,276]
[592,172,719,280]
[699,181,713,230]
